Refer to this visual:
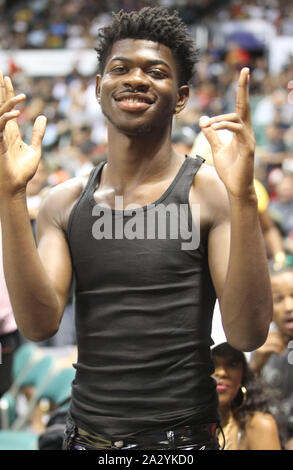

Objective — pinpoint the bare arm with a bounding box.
[199,68,273,352]
[203,175,271,351]
[1,192,72,341]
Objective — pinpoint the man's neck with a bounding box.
[103,124,179,192]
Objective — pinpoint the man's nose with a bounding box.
[123,68,150,91]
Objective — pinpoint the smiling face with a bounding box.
[96,39,189,136]
[271,271,293,342]
[212,350,244,410]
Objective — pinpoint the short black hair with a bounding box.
[95,7,199,86]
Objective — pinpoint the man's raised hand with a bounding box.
[0,71,47,199]
[199,67,256,200]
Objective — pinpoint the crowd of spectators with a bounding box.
[1,0,293,50]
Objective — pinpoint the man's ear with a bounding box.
[174,85,189,114]
[96,74,102,101]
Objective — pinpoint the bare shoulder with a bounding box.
[190,162,230,228]
[246,411,278,432]
[245,411,281,449]
[37,174,89,233]
[41,175,85,204]
[238,411,282,450]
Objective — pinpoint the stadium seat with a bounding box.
[0,366,74,450]
[0,430,39,450]
[0,354,57,431]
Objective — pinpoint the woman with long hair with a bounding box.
[211,342,283,450]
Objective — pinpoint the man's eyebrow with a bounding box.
[146,59,171,69]
[109,56,131,63]
[109,57,171,69]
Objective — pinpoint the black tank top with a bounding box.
[66,155,219,439]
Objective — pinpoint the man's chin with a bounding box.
[103,111,164,137]
[113,122,155,137]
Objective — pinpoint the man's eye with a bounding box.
[148,69,167,78]
[111,66,126,74]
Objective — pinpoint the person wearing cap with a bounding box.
[211,342,282,450]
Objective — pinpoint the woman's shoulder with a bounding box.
[246,411,277,431]
[244,411,281,450]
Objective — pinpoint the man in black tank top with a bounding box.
[0,7,273,450]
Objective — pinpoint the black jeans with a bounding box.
[63,415,220,450]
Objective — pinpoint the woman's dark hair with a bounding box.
[95,7,199,86]
[233,361,275,427]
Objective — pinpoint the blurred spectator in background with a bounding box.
[269,172,293,255]
[250,266,293,449]
[255,179,287,270]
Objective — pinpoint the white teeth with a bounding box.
[120,97,149,103]
[126,98,146,103]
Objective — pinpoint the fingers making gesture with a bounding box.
[0,71,47,199]
[199,67,256,199]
